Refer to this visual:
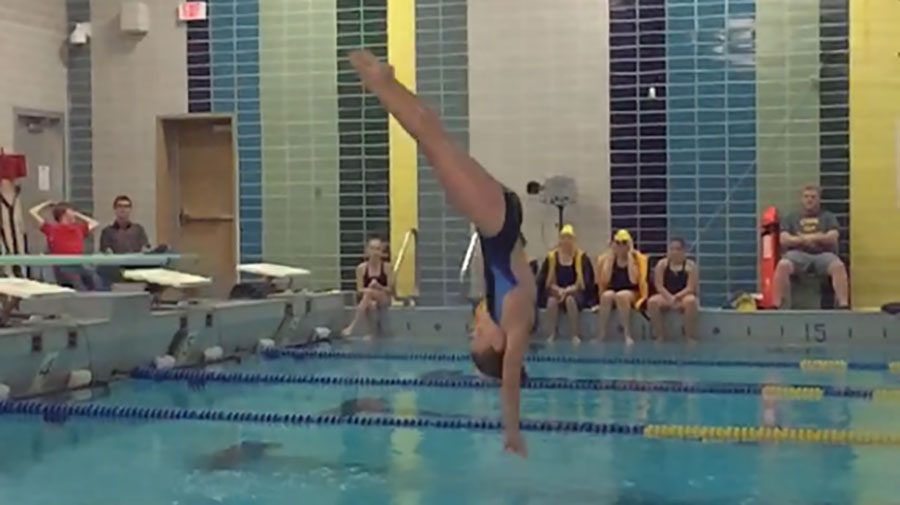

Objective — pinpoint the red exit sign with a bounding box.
[177,1,207,22]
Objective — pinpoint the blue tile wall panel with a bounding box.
[416,0,470,306]
[666,0,756,305]
[66,0,93,213]
[818,0,849,260]
[208,0,262,261]
[187,19,212,113]
[609,0,669,262]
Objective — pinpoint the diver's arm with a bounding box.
[350,50,506,236]
[500,333,526,457]
[499,291,531,458]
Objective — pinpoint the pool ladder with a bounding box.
[459,228,484,304]
[392,228,419,306]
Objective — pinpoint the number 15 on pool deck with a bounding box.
[804,323,827,343]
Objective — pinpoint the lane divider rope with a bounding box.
[799,360,849,372]
[760,386,824,401]
[3,399,899,446]
[262,349,892,372]
[131,367,898,402]
[0,399,639,435]
[644,424,900,445]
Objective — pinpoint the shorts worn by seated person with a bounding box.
[551,259,587,310]
[781,209,840,275]
[472,188,532,380]
[608,259,638,294]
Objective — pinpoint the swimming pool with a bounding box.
[2,338,900,505]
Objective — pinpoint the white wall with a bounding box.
[90,0,187,240]
[467,0,610,259]
[0,0,68,147]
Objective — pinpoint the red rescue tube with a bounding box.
[759,206,780,309]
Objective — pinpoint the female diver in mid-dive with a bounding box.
[349,50,535,458]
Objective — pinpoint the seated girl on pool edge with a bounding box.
[349,49,535,458]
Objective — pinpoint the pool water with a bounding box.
[2,338,900,505]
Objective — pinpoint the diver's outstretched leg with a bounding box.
[349,50,506,236]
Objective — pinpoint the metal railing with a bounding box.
[459,228,483,302]
[392,228,419,304]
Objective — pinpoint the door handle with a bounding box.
[180,211,234,224]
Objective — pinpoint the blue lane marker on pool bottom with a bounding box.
[261,348,890,371]
[0,399,646,436]
[130,367,877,400]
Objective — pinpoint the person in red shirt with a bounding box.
[29,200,99,290]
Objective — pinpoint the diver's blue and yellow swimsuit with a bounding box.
[478,188,530,324]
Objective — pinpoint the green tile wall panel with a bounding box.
[335,0,389,291]
[260,0,341,289]
[756,0,821,217]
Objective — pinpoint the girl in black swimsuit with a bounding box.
[647,237,699,342]
[342,236,393,339]
[596,230,643,345]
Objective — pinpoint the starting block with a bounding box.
[0,278,75,326]
[121,268,212,306]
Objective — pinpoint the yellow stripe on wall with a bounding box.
[388,0,417,299]
[849,0,900,308]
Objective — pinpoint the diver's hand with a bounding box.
[349,50,395,90]
[504,429,528,458]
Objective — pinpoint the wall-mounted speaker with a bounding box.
[120,1,150,35]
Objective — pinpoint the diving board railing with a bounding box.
[392,228,419,305]
[459,228,483,302]
[0,253,185,267]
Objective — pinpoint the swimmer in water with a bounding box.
[200,441,282,471]
[319,397,466,419]
[197,441,382,475]
[418,369,468,381]
[350,49,535,458]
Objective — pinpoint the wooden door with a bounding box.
[157,116,236,297]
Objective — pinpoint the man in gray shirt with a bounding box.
[772,185,849,308]
[99,195,149,253]
[98,195,150,286]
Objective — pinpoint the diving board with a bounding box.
[239,263,310,292]
[121,268,212,308]
[238,263,310,279]
[0,254,184,267]
[121,269,211,289]
[0,279,75,326]
[0,278,74,299]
